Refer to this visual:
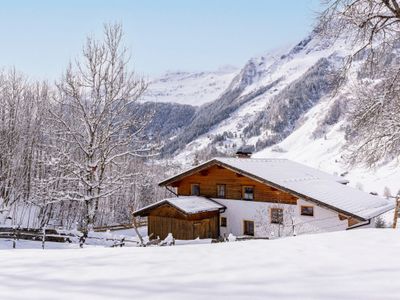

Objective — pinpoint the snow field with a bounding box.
[0,229,399,299]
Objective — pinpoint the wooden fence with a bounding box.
[0,221,148,245]
[0,227,73,243]
[93,219,147,232]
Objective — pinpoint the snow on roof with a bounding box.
[284,178,394,220]
[216,157,349,184]
[160,157,394,220]
[160,157,348,186]
[133,196,225,216]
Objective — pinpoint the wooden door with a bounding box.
[193,219,210,239]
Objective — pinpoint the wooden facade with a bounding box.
[147,204,219,240]
[172,165,298,205]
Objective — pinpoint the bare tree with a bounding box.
[0,69,50,226]
[47,23,151,233]
[319,0,400,166]
[255,204,298,238]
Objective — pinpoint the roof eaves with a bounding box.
[133,199,193,217]
[133,196,225,217]
[205,197,227,211]
[132,199,169,216]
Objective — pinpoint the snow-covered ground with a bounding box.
[0,229,399,299]
[0,227,148,249]
[0,239,84,250]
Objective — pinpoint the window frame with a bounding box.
[190,183,200,196]
[216,184,226,198]
[300,205,314,217]
[243,220,255,236]
[220,216,227,227]
[242,185,254,201]
[270,208,284,224]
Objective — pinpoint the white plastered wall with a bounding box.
[216,198,349,238]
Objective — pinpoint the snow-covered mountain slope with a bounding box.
[170,30,352,159]
[252,96,400,195]
[145,29,399,196]
[142,66,238,106]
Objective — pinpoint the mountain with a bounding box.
[142,66,238,106]
[163,29,350,158]
[141,29,399,195]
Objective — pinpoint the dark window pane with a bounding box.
[191,184,200,196]
[217,185,226,198]
[244,220,254,236]
[221,217,227,227]
[243,186,254,200]
[301,206,314,216]
[271,208,283,224]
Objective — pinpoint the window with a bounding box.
[242,186,254,200]
[270,208,283,224]
[217,184,226,198]
[301,206,314,216]
[220,217,227,227]
[243,220,254,236]
[191,184,200,196]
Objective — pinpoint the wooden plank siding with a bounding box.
[173,165,298,205]
[147,204,219,240]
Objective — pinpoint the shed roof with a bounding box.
[159,158,394,220]
[133,196,225,217]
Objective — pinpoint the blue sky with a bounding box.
[0,0,321,80]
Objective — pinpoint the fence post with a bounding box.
[12,226,16,249]
[393,196,400,229]
[42,226,46,250]
[79,233,86,248]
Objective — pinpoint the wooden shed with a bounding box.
[133,196,225,240]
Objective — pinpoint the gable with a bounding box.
[149,204,187,219]
[174,165,298,205]
[160,158,348,187]
[147,203,220,221]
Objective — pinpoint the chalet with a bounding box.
[133,157,394,240]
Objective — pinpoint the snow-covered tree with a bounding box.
[383,186,392,199]
[0,69,50,226]
[319,0,400,166]
[47,23,152,233]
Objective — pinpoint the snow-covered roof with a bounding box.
[215,157,349,184]
[159,158,394,220]
[282,177,394,220]
[133,196,225,216]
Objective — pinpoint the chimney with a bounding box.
[235,150,252,158]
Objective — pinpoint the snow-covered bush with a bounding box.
[227,233,237,242]
[374,216,387,228]
[160,233,175,246]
